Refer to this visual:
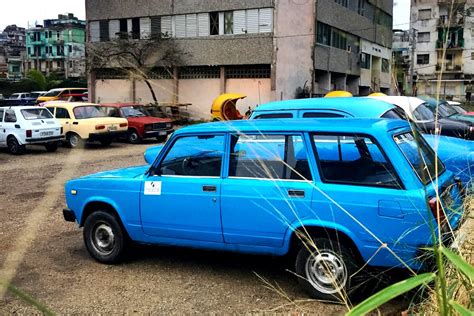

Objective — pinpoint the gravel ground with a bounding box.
[0,141,406,314]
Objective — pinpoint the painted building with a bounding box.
[411,0,474,100]
[0,25,26,80]
[25,14,86,79]
[392,29,411,95]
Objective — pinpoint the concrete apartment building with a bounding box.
[411,0,474,99]
[392,29,411,94]
[25,14,86,79]
[86,0,393,119]
[0,25,26,80]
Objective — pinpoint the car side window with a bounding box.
[158,135,224,177]
[229,134,312,181]
[312,134,401,189]
[4,110,17,123]
[303,112,345,118]
[254,113,293,119]
[0,109,4,122]
[55,107,70,119]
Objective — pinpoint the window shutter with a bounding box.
[234,10,246,35]
[109,20,119,39]
[150,16,161,38]
[246,9,259,33]
[186,14,197,37]
[197,13,209,36]
[89,21,100,42]
[175,15,186,38]
[127,19,133,34]
[259,8,273,33]
[140,17,151,39]
[161,16,172,37]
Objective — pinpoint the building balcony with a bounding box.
[438,16,464,27]
[436,39,464,50]
[436,63,463,72]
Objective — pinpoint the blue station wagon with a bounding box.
[64,119,464,300]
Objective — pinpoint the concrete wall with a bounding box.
[96,80,132,103]
[225,78,272,112]
[314,45,360,75]
[274,0,315,100]
[178,79,221,119]
[135,80,175,103]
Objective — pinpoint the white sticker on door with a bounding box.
[144,181,162,195]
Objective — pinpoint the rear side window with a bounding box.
[55,108,70,119]
[303,112,345,118]
[312,134,401,189]
[4,110,16,123]
[254,113,293,119]
[381,108,407,120]
[413,103,435,120]
[0,108,4,122]
[158,135,224,177]
[229,134,312,181]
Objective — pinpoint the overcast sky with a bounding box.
[0,0,410,31]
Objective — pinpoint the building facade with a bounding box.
[411,0,473,99]
[25,14,86,79]
[392,29,411,95]
[86,0,392,119]
[0,25,26,80]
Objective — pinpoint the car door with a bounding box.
[54,107,72,134]
[140,134,225,242]
[221,133,315,247]
[0,108,5,145]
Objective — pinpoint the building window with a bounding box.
[179,66,220,79]
[224,11,233,34]
[375,9,392,28]
[418,32,430,42]
[418,9,431,20]
[27,47,31,56]
[68,45,73,54]
[96,68,129,79]
[317,22,331,46]
[148,67,172,79]
[99,20,109,41]
[150,16,161,38]
[382,58,390,72]
[161,16,172,37]
[45,31,49,39]
[225,65,271,78]
[361,53,371,69]
[57,45,64,56]
[471,52,474,60]
[331,28,347,50]
[131,18,140,39]
[210,12,219,35]
[119,18,128,39]
[417,54,429,64]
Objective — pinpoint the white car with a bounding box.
[0,106,63,154]
[8,93,30,100]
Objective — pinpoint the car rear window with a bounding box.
[394,132,445,184]
[381,107,408,120]
[73,106,108,119]
[21,108,53,120]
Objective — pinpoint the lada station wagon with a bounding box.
[0,106,62,154]
[63,119,464,300]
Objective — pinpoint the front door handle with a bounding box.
[288,189,305,198]
[203,185,217,192]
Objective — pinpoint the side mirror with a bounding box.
[144,144,164,164]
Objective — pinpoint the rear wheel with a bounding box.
[7,136,25,155]
[83,211,125,264]
[67,133,84,148]
[45,142,59,152]
[128,130,141,144]
[295,238,358,301]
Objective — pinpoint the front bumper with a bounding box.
[63,208,76,222]
[25,135,63,144]
[88,130,127,142]
[143,128,174,138]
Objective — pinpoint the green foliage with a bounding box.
[3,281,55,315]
[449,300,473,316]
[26,70,47,91]
[441,247,474,280]
[346,273,436,316]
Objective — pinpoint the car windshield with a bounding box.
[394,132,445,185]
[21,108,54,120]
[44,90,61,97]
[452,105,467,114]
[29,93,41,98]
[413,103,435,121]
[437,103,458,117]
[121,106,147,117]
[73,106,108,119]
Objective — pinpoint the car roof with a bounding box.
[44,102,99,109]
[47,88,87,92]
[101,103,141,108]
[175,118,409,135]
[0,105,46,110]
[369,96,426,114]
[253,97,395,117]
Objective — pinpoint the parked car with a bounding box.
[145,97,474,186]
[419,97,474,125]
[0,106,62,154]
[44,102,128,148]
[29,91,48,99]
[8,92,30,100]
[0,94,4,100]
[63,118,464,300]
[37,88,88,104]
[447,101,474,116]
[102,103,173,143]
[370,96,474,140]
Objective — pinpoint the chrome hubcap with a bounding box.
[92,223,115,255]
[305,250,347,294]
[129,133,138,142]
[70,135,79,147]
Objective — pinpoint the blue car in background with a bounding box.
[64,119,464,301]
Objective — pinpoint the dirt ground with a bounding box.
[0,141,406,314]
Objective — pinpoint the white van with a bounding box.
[0,106,63,154]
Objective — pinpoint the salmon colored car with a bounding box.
[44,102,128,148]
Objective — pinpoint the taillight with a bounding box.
[428,197,446,224]
[95,125,105,130]
[120,123,128,128]
[26,130,32,137]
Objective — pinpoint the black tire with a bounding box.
[83,211,125,264]
[295,238,358,301]
[66,133,84,148]
[44,142,59,152]
[128,130,141,144]
[7,136,25,155]
[100,138,113,146]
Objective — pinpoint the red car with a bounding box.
[102,103,173,143]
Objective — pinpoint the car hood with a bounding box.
[77,165,149,180]
[126,116,171,124]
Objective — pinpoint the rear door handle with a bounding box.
[288,189,305,198]
[203,185,217,192]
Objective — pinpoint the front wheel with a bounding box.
[295,238,357,301]
[7,137,25,155]
[45,142,59,152]
[83,211,125,264]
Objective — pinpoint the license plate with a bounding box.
[40,131,54,137]
[108,125,117,131]
[159,131,167,136]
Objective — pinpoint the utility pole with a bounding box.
[409,28,417,96]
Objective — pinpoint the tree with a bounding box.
[26,69,47,91]
[87,34,185,103]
